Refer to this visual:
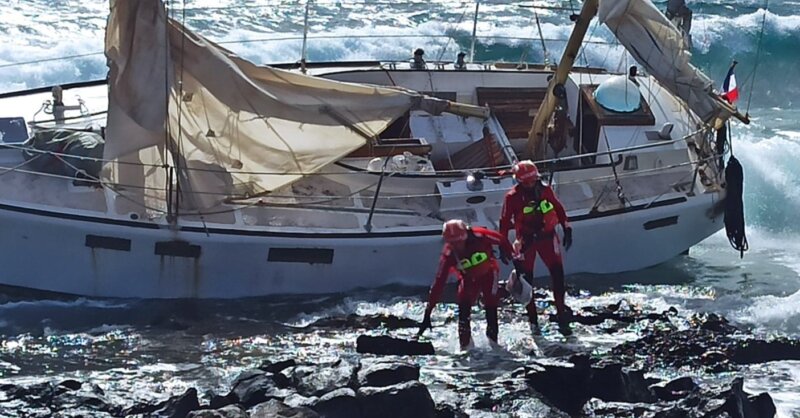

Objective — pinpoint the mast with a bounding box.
[526,0,598,160]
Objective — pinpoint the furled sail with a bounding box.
[104,0,478,210]
[598,0,730,124]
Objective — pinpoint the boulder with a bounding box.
[250,399,320,418]
[357,361,420,387]
[312,388,360,418]
[358,381,436,418]
[122,387,200,418]
[187,404,247,418]
[229,370,291,408]
[650,377,698,401]
[356,335,434,356]
[288,359,357,397]
[260,359,297,374]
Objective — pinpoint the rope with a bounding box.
[724,155,748,258]
[745,0,769,116]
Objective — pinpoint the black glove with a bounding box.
[563,227,573,251]
[417,311,433,337]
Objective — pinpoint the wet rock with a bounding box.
[435,404,469,418]
[650,376,698,401]
[582,377,777,418]
[250,399,320,418]
[306,314,420,330]
[611,311,800,371]
[357,361,420,387]
[709,378,777,418]
[288,358,358,397]
[207,392,237,410]
[582,399,662,416]
[123,387,200,418]
[358,381,436,418]
[229,369,291,408]
[731,338,800,364]
[57,380,82,391]
[260,358,297,374]
[561,305,675,327]
[311,388,360,418]
[356,335,435,356]
[283,393,318,408]
[187,404,247,418]
[523,359,656,415]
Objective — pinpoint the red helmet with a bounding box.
[513,160,540,185]
[442,219,469,243]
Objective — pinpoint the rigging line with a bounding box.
[532,6,549,66]
[435,2,471,62]
[0,53,103,70]
[745,0,769,116]
[601,128,626,205]
[0,154,712,204]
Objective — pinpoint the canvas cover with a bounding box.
[598,0,728,123]
[23,129,105,179]
[104,0,461,209]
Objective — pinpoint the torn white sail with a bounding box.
[104,0,471,210]
[598,0,728,123]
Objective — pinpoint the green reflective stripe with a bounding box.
[459,251,489,269]
[539,200,554,214]
[523,199,554,215]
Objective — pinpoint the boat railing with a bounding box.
[0,126,708,179]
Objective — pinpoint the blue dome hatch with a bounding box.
[593,76,642,113]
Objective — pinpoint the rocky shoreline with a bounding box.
[0,304,797,417]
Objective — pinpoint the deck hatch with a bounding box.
[643,216,679,230]
[155,241,201,258]
[268,248,334,264]
[85,235,131,251]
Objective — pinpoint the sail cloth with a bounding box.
[104,0,465,209]
[598,0,729,124]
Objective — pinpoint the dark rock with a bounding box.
[229,370,290,408]
[123,387,200,418]
[306,314,420,330]
[582,399,662,417]
[356,335,434,356]
[58,380,82,391]
[357,361,420,387]
[731,338,800,364]
[650,377,698,401]
[358,381,436,418]
[589,363,656,403]
[289,359,358,397]
[260,359,297,374]
[710,378,777,418]
[187,404,247,418]
[208,392,237,410]
[312,388,360,418]
[435,404,469,418]
[283,393,318,408]
[250,399,320,418]
[524,360,656,415]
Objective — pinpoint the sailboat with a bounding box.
[0,0,748,298]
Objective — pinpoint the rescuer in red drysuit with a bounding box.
[500,160,573,334]
[418,220,513,349]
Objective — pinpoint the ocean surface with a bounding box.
[0,0,799,416]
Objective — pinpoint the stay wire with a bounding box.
[745,0,769,116]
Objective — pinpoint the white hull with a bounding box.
[0,191,721,298]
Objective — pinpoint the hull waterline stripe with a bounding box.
[0,197,687,238]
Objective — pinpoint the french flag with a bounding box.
[721,61,739,104]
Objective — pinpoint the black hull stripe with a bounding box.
[0,197,687,239]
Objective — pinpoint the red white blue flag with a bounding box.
[721,61,739,104]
